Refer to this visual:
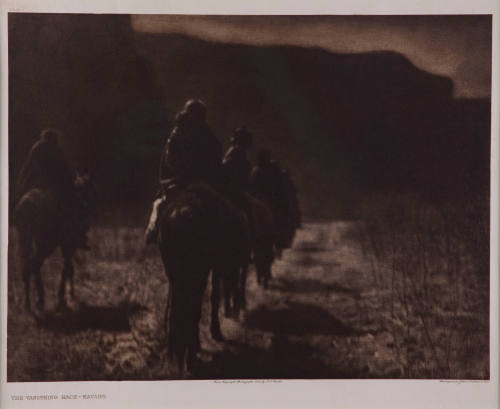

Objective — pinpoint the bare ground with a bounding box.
[7,221,489,381]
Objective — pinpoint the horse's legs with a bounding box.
[59,248,75,306]
[263,262,271,289]
[186,269,209,372]
[238,264,248,311]
[255,248,265,287]
[256,260,270,289]
[57,272,67,307]
[210,270,223,341]
[226,266,241,319]
[164,277,172,345]
[222,270,233,318]
[68,259,75,299]
[22,260,32,311]
[32,254,45,311]
[255,259,264,288]
[19,233,49,311]
[223,265,242,318]
[18,231,32,311]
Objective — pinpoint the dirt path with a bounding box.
[195,221,400,379]
[7,222,401,381]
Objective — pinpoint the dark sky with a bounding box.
[132,15,492,98]
[7,13,491,220]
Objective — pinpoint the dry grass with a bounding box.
[8,227,173,381]
[7,211,489,381]
[346,195,490,379]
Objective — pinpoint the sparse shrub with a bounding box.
[351,193,489,379]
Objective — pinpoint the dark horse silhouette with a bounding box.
[13,174,95,311]
[205,193,276,347]
[158,183,250,371]
[213,193,276,321]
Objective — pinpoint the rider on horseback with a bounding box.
[222,126,253,191]
[221,126,255,240]
[251,149,291,256]
[145,99,222,243]
[16,128,90,250]
[250,149,279,206]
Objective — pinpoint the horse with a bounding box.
[209,192,276,326]
[158,183,250,370]
[13,173,95,311]
[209,192,276,329]
[210,224,251,340]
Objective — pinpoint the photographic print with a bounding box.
[6,13,492,384]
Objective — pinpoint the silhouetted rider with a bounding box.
[250,149,282,207]
[146,99,222,243]
[221,126,255,240]
[160,99,221,187]
[16,128,89,250]
[251,149,290,256]
[222,126,253,191]
[16,128,73,202]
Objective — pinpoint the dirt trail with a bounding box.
[8,222,401,380]
[195,221,400,379]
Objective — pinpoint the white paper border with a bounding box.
[1,1,498,409]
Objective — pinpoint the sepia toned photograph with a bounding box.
[6,13,492,383]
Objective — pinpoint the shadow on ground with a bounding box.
[35,301,146,333]
[192,300,370,379]
[293,245,329,253]
[294,255,341,268]
[245,302,360,336]
[271,277,360,299]
[194,335,371,379]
